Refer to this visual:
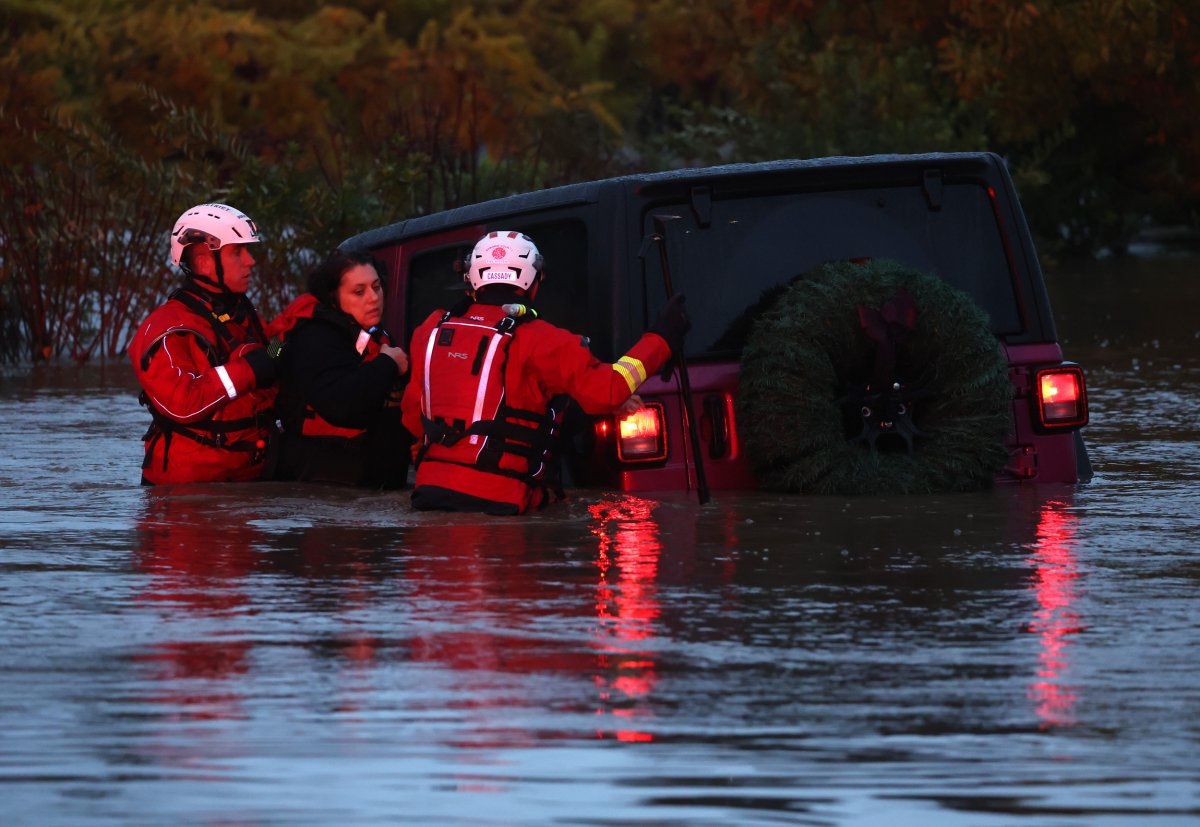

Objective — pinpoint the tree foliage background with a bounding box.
[1,0,1196,362]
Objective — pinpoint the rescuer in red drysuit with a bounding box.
[271,249,412,489]
[129,203,281,485]
[401,230,690,515]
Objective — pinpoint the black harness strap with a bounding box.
[418,400,565,490]
[170,285,266,348]
[139,391,269,470]
[170,287,238,355]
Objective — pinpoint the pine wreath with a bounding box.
[736,258,1012,495]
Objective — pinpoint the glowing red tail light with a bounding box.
[616,402,667,462]
[1035,366,1088,428]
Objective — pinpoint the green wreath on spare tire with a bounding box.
[736,258,1012,495]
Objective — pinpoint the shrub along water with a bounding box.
[1,0,1194,362]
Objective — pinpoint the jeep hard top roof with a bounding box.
[344,152,1057,350]
[344,152,1018,251]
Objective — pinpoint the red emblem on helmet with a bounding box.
[491,246,508,260]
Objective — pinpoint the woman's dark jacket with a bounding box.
[275,303,411,489]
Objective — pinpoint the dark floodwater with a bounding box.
[2,255,1198,826]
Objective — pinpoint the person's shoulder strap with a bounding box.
[439,295,475,322]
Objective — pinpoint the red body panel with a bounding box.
[999,342,1084,484]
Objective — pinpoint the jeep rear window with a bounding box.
[406,245,471,334]
[644,183,1022,358]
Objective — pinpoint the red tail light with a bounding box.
[1035,366,1088,429]
[616,402,667,462]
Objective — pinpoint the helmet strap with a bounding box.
[212,248,229,291]
[181,245,232,293]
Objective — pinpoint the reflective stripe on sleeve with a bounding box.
[215,365,238,399]
[613,355,648,394]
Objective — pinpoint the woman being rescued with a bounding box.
[270,250,413,489]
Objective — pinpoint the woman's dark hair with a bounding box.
[306,249,384,308]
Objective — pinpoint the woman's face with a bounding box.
[337,263,384,329]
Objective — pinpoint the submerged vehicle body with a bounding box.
[342,152,1090,495]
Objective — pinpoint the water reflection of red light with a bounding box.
[134,493,260,724]
[1026,498,1083,729]
[588,497,662,742]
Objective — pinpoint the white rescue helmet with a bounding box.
[170,203,261,268]
[465,230,543,292]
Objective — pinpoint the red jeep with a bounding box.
[342,152,1090,496]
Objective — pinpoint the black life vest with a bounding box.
[297,326,392,441]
